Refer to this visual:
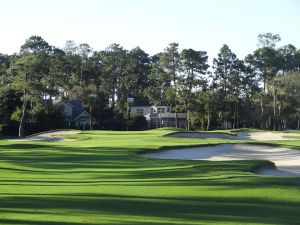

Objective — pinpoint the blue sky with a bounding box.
[1,0,300,61]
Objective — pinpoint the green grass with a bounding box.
[282,135,300,139]
[0,128,299,225]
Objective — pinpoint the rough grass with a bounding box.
[0,128,299,225]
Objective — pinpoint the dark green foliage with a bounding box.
[103,117,127,130]
[0,87,22,136]
[0,53,10,79]
[1,33,300,134]
[0,87,21,125]
[128,115,147,130]
[25,104,66,134]
[20,35,52,54]
[0,120,19,136]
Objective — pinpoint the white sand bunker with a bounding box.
[168,131,300,141]
[144,144,300,177]
[12,130,81,142]
[237,131,300,141]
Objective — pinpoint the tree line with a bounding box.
[0,33,300,136]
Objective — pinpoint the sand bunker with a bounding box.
[143,144,300,177]
[167,131,300,141]
[13,130,81,142]
[237,131,300,141]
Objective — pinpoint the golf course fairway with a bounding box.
[0,128,299,225]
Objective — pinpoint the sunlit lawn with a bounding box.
[0,128,299,225]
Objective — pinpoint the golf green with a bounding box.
[0,129,299,225]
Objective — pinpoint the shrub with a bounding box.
[128,115,147,131]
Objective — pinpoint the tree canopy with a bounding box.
[0,33,300,136]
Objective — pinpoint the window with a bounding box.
[167,107,170,113]
[157,108,165,113]
[136,108,144,115]
[64,106,72,116]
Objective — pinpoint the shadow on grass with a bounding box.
[0,219,102,225]
[0,194,299,225]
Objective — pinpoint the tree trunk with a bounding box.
[278,104,282,130]
[19,99,27,137]
[206,108,210,131]
[80,59,84,84]
[174,79,178,128]
[111,86,115,109]
[260,100,264,129]
[233,102,238,129]
[111,73,117,110]
[187,110,190,131]
[283,118,287,131]
[89,106,93,130]
[233,116,236,130]
[184,101,188,130]
[175,112,178,128]
[263,69,267,92]
[201,119,204,131]
[127,103,131,131]
[224,112,228,130]
[297,119,300,131]
[273,91,276,131]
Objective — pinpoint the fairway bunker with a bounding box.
[12,130,81,142]
[143,144,300,177]
[167,131,300,140]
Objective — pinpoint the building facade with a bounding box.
[59,100,92,130]
[130,106,186,129]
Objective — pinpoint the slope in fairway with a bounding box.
[0,129,299,225]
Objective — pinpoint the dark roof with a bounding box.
[132,98,150,106]
[63,100,88,121]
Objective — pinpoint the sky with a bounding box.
[1,0,300,62]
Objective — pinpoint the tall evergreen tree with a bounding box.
[212,44,243,129]
[180,48,209,130]
[10,36,52,136]
[160,43,180,127]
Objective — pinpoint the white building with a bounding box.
[130,106,186,129]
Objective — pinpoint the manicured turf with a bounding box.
[0,129,299,225]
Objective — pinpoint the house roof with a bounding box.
[131,105,171,108]
[63,100,89,122]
